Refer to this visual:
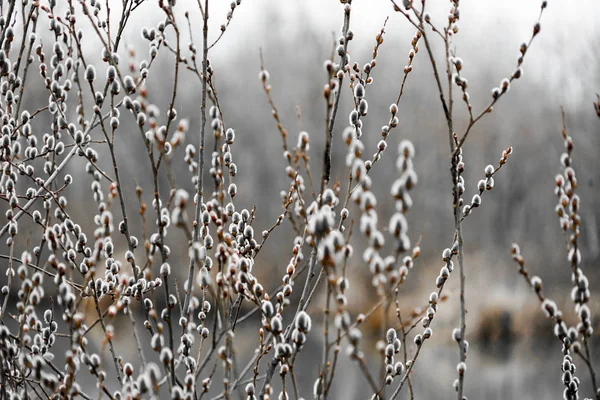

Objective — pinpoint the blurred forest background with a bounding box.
[9,0,600,398]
